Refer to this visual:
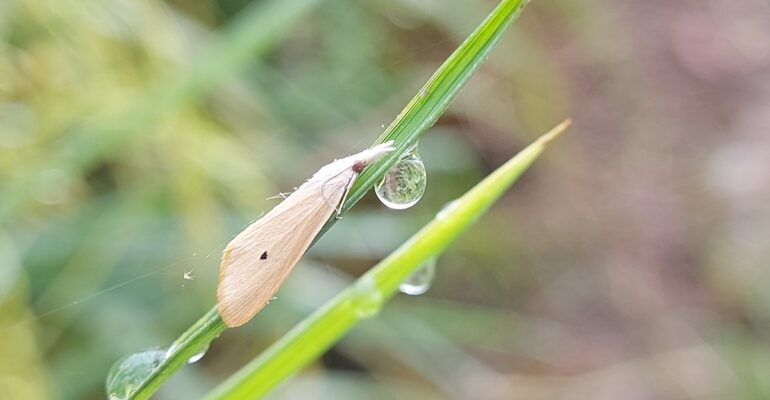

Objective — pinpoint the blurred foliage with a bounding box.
[1,0,770,399]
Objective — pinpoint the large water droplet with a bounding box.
[400,258,436,295]
[350,277,384,319]
[106,347,166,400]
[375,145,427,210]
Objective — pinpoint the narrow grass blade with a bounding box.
[204,120,571,400]
[126,0,531,398]
[336,0,531,216]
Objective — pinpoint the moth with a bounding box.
[217,141,395,327]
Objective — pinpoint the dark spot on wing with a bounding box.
[260,251,268,260]
[352,161,366,173]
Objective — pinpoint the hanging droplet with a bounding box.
[400,257,436,295]
[375,145,427,210]
[186,343,209,364]
[106,347,166,400]
[165,341,210,364]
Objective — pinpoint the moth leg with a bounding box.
[319,174,353,216]
[334,173,357,219]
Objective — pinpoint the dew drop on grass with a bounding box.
[375,144,427,210]
[399,257,436,295]
[106,347,166,400]
[165,342,210,364]
[186,343,209,364]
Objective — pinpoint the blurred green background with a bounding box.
[2,0,770,399]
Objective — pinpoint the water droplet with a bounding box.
[186,343,209,364]
[350,277,384,319]
[375,145,427,210]
[106,347,166,399]
[400,258,436,295]
[164,341,210,365]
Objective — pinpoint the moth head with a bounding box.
[351,141,396,173]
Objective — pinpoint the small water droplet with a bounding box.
[350,277,384,319]
[400,258,436,295]
[106,347,166,399]
[164,342,209,364]
[375,145,427,210]
[186,343,209,364]
[380,123,385,128]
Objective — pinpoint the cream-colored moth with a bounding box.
[217,141,395,327]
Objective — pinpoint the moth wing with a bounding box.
[217,172,352,327]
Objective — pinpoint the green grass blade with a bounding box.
[336,0,531,217]
[126,0,531,398]
[204,121,570,400]
[128,308,224,400]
